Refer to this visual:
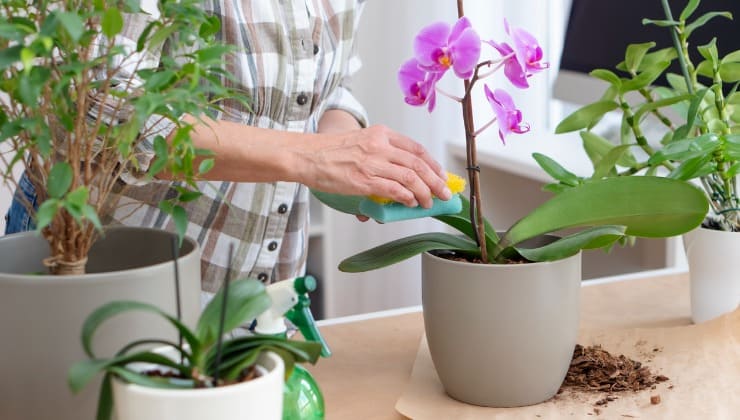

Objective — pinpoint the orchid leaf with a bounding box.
[196,279,270,348]
[555,100,619,134]
[338,233,479,273]
[532,153,580,186]
[581,131,638,169]
[515,225,627,262]
[500,176,707,251]
[434,194,499,246]
[648,133,719,165]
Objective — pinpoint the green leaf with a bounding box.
[592,144,637,179]
[0,45,22,71]
[82,204,103,231]
[625,42,656,73]
[198,158,215,174]
[532,153,580,186]
[620,61,671,92]
[673,88,710,140]
[80,301,199,359]
[581,131,638,168]
[101,8,124,38]
[171,205,188,243]
[720,62,740,82]
[515,225,627,262]
[648,134,719,165]
[35,198,60,230]
[196,279,271,347]
[555,101,619,134]
[685,12,732,38]
[56,11,85,42]
[638,48,677,73]
[433,194,499,250]
[310,190,363,215]
[633,93,693,122]
[642,18,679,27]
[500,176,708,250]
[47,162,73,199]
[590,69,622,87]
[96,374,113,420]
[668,154,716,180]
[680,0,701,21]
[338,233,479,273]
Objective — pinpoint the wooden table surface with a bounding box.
[306,272,691,420]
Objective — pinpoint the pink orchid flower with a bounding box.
[487,19,548,89]
[398,58,440,111]
[484,85,530,143]
[413,17,481,79]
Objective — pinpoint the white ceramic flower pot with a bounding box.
[683,226,740,323]
[422,243,581,407]
[0,226,201,420]
[112,350,285,420]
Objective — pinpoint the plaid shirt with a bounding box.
[110,0,368,296]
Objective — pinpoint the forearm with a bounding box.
[317,109,363,134]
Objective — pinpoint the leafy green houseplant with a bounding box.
[314,0,709,273]
[0,0,241,274]
[68,277,322,420]
[549,0,739,323]
[552,0,738,230]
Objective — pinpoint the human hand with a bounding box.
[297,125,451,209]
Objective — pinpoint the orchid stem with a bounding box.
[474,117,497,137]
[435,86,462,102]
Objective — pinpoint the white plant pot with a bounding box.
[112,350,285,420]
[683,226,740,323]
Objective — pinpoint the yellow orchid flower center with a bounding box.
[368,172,466,205]
[438,54,452,68]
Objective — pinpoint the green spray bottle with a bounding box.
[255,276,331,420]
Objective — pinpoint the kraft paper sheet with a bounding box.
[396,309,740,419]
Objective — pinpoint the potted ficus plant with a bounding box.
[68,273,322,420]
[551,0,740,323]
[0,1,243,418]
[312,0,708,408]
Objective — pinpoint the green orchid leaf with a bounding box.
[685,12,732,38]
[673,88,710,141]
[555,100,619,134]
[723,134,740,160]
[620,61,671,93]
[668,154,717,180]
[515,225,627,262]
[338,232,479,273]
[680,0,701,21]
[624,42,656,73]
[80,300,199,359]
[633,93,693,122]
[532,153,580,186]
[500,176,708,250]
[638,48,677,73]
[590,69,622,87]
[435,194,499,247]
[581,131,638,169]
[720,62,740,82]
[649,134,719,165]
[641,18,679,28]
[108,366,193,389]
[592,144,638,179]
[310,190,363,215]
[196,279,270,347]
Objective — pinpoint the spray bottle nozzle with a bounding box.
[287,275,331,358]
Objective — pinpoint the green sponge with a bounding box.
[358,195,463,223]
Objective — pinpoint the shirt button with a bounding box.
[267,241,278,251]
[313,44,319,55]
[296,93,308,105]
[257,272,269,282]
[277,203,289,214]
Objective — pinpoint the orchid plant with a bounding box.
[313,1,708,271]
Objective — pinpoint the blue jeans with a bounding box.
[4,171,37,235]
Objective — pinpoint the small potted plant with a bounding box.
[313,0,708,408]
[551,0,740,323]
[68,275,322,420]
[0,1,243,418]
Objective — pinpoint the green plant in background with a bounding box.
[552,0,739,231]
[0,0,245,273]
[68,277,322,420]
[313,1,709,272]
